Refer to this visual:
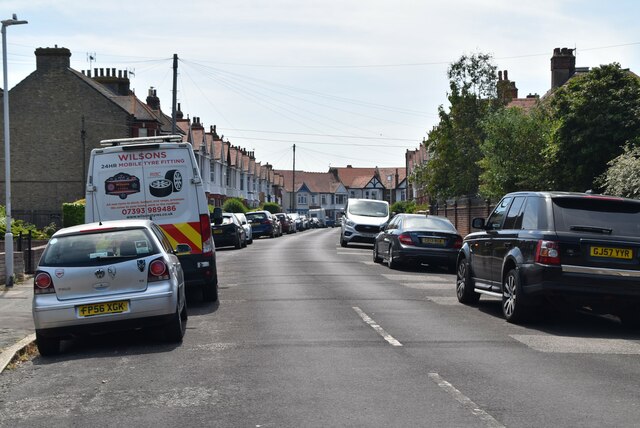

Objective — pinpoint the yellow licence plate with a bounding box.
[590,246,633,260]
[422,238,446,246]
[77,301,129,317]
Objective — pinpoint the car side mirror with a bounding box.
[211,207,223,225]
[471,217,486,230]
[175,243,192,254]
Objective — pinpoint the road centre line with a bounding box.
[352,307,403,347]
[428,373,505,428]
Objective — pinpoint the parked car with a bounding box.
[456,191,640,325]
[340,198,390,246]
[287,214,298,233]
[373,214,462,271]
[275,213,294,234]
[289,213,304,231]
[234,212,253,245]
[32,219,187,356]
[212,212,246,249]
[246,210,279,238]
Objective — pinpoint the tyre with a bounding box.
[373,244,382,263]
[36,332,60,356]
[502,268,532,323]
[340,236,348,247]
[164,302,187,343]
[165,169,183,192]
[234,233,242,249]
[387,246,400,270]
[202,279,219,302]
[456,258,480,304]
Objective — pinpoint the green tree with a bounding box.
[547,63,640,191]
[413,52,499,200]
[597,139,640,198]
[222,198,248,213]
[478,105,553,199]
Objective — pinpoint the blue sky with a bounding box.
[2,0,639,172]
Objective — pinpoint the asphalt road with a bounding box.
[2,227,640,427]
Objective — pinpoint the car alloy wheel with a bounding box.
[456,258,480,304]
[387,246,398,269]
[502,268,532,323]
[373,245,382,263]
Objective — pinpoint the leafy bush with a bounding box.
[222,198,248,213]
[262,202,281,214]
[390,200,417,214]
[62,201,85,227]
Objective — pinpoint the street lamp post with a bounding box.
[2,14,28,287]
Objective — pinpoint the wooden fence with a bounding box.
[430,197,496,237]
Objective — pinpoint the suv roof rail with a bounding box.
[100,134,184,147]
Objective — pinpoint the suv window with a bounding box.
[553,197,640,236]
[487,197,512,230]
[520,196,548,230]
[503,196,525,230]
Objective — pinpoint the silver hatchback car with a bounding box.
[32,219,187,355]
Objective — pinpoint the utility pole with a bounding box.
[81,115,86,194]
[291,144,296,213]
[171,54,178,134]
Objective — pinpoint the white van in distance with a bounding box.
[85,135,218,301]
[340,198,390,247]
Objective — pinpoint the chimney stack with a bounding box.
[551,47,576,89]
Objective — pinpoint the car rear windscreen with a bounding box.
[553,197,640,236]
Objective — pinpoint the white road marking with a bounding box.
[511,335,640,354]
[352,306,403,347]
[428,373,505,428]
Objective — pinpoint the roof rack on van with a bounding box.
[100,135,184,147]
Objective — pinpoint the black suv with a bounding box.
[456,191,640,325]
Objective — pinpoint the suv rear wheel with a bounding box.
[502,268,533,323]
[456,258,480,304]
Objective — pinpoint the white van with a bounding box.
[85,135,218,301]
[308,208,327,227]
[340,198,390,247]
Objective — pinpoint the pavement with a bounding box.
[0,276,35,373]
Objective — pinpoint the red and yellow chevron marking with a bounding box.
[160,222,203,254]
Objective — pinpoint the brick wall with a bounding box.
[0,47,131,216]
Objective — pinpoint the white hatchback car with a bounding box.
[32,219,187,356]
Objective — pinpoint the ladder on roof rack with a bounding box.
[100,134,183,147]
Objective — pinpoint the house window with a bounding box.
[365,191,370,199]
[298,193,307,204]
[311,194,317,205]
[321,195,326,205]
[138,127,148,137]
[401,190,406,201]
[350,191,355,198]
[240,174,245,191]
[210,162,216,183]
[336,195,345,205]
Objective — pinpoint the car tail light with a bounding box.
[535,240,560,265]
[148,258,170,282]
[453,237,463,249]
[34,272,55,295]
[200,214,213,255]
[398,233,415,246]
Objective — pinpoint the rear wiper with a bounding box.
[569,225,612,234]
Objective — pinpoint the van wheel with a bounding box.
[340,237,347,247]
[203,279,218,302]
[165,169,183,192]
[36,332,60,356]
